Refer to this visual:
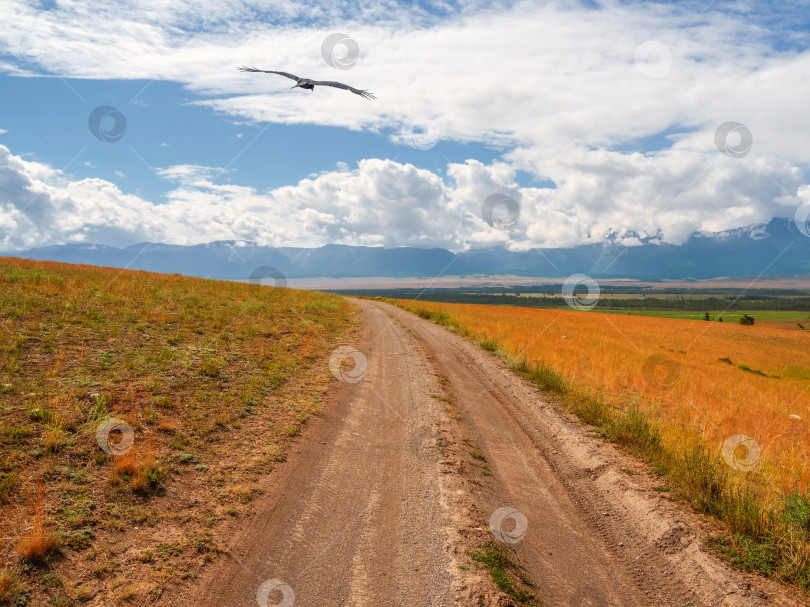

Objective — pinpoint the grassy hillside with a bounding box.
[0,257,358,606]
[394,298,810,591]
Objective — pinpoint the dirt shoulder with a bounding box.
[172,298,496,606]
[176,298,806,606]
[379,300,806,607]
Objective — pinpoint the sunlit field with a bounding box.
[595,309,810,330]
[396,297,810,585]
[0,258,357,605]
[398,300,810,499]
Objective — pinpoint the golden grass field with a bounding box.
[0,257,358,605]
[398,299,810,501]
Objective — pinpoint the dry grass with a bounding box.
[399,298,810,589]
[42,428,62,453]
[0,257,358,605]
[128,435,159,492]
[400,300,810,500]
[15,471,59,562]
[0,569,16,602]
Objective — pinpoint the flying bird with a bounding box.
[238,66,376,100]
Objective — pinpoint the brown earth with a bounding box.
[169,299,807,606]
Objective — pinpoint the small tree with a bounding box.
[740,314,755,326]
[718,317,723,323]
[703,312,710,321]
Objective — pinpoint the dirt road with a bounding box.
[177,300,803,606]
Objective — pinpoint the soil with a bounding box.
[169,299,807,606]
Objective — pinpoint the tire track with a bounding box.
[173,299,804,607]
[379,300,805,607]
[174,299,491,606]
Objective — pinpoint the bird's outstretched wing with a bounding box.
[237,66,303,83]
[311,80,377,100]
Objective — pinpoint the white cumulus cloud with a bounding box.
[0,0,808,249]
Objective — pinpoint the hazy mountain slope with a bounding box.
[5,219,809,280]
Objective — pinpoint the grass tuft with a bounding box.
[0,569,16,602]
[604,404,662,453]
[469,450,487,462]
[469,543,542,605]
[514,358,567,394]
[16,473,59,563]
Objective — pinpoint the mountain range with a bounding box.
[4,219,809,281]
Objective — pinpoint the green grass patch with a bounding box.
[591,309,810,322]
[479,338,500,352]
[469,543,542,605]
[780,365,810,380]
[469,450,487,462]
[514,358,567,394]
[736,364,779,378]
[604,404,662,454]
[413,307,453,326]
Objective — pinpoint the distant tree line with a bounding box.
[335,289,810,312]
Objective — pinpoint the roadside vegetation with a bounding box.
[392,298,810,592]
[338,287,810,329]
[469,543,542,606]
[0,257,358,606]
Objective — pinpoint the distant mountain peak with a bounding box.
[4,218,808,280]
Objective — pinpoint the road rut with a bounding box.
[176,299,803,606]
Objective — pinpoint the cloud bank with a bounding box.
[1,0,808,250]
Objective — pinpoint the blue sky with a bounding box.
[1,0,809,252]
[0,77,498,202]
